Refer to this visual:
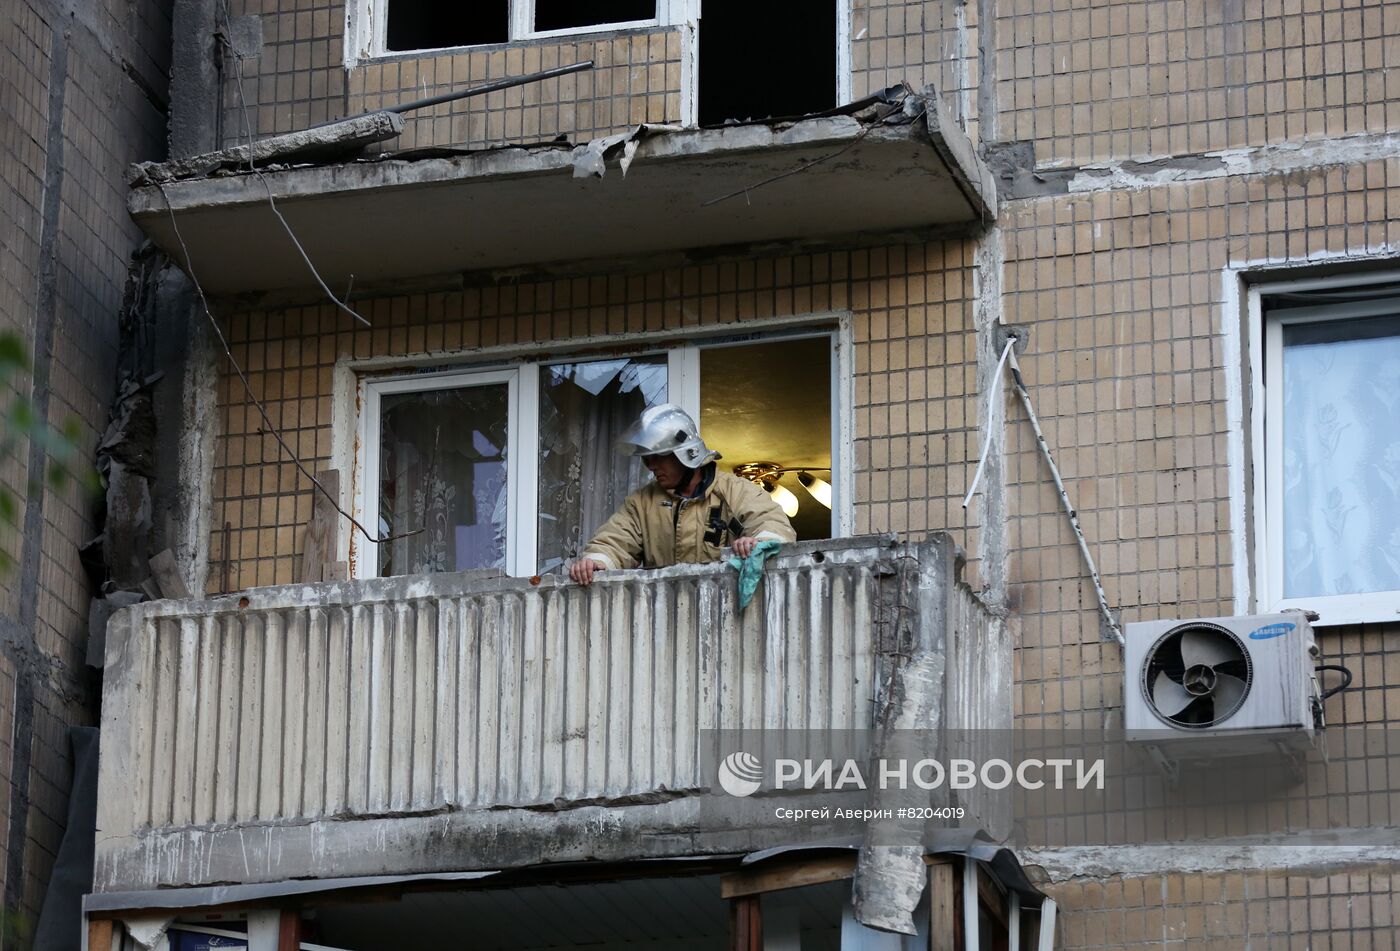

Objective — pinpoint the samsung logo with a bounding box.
[1249,622,1295,640]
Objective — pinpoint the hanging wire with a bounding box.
[214,0,371,326]
[156,182,418,546]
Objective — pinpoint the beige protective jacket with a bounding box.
[582,466,796,569]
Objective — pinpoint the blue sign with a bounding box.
[169,929,247,950]
[1248,622,1295,640]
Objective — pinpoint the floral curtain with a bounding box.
[377,384,510,576]
[1281,315,1400,598]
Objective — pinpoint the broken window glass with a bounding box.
[534,0,656,32]
[377,383,510,576]
[537,356,667,572]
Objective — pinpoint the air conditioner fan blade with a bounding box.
[1151,670,1196,718]
[1179,629,1237,670]
[1212,672,1248,720]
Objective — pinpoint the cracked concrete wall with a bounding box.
[0,0,171,929]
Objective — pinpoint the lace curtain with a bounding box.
[377,384,510,576]
[1281,315,1400,598]
[537,357,667,573]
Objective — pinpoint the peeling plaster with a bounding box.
[1021,831,1400,884]
[1063,130,1400,194]
[988,131,1400,201]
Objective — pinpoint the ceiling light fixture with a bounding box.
[797,471,832,509]
[733,463,834,518]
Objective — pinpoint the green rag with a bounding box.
[727,540,784,609]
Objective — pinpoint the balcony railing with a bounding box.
[94,535,1006,892]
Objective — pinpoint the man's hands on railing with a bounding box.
[568,557,609,586]
[732,536,760,558]
[569,537,761,585]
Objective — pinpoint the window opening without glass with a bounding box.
[700,336,834,542]
[698,0,838,126]
[1255,279,1400,625]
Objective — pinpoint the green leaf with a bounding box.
[0,334,28,371]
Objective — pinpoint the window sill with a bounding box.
[1266,593,1400,628]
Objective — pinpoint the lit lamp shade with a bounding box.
[767,483,800,518]
[798,471,833,508]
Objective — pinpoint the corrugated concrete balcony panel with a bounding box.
[94,536,1007,891]
[126,97,995,296]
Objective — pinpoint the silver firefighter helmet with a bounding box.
[615,403,720,468]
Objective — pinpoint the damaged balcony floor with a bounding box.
[127,94,995,295]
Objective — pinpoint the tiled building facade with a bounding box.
[83,0,1400,947]
[0,0,170,935]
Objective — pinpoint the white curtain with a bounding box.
[1281,320,1400,598]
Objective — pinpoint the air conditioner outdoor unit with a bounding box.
[1124,611,1321,755]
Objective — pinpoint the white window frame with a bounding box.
[1247,272,1400,626]
[356,365,537,579]
[346,1,853,130]
[348,0,690,64]
[350,326,853,580]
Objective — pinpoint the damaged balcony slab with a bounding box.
[94,535,1009,892]
[126,92,995,295]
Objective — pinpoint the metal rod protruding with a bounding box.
[386,60,595,115]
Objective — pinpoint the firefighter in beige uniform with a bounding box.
[568,404,795,585]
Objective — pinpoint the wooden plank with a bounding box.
[278,909,302,951]
[927,859,957,951]
[87,918,115,951]
[300,469,341,584]
[720,854,857,898]
[977,862,1010,929]
[149,548,192,599]
[728,894,762,951]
